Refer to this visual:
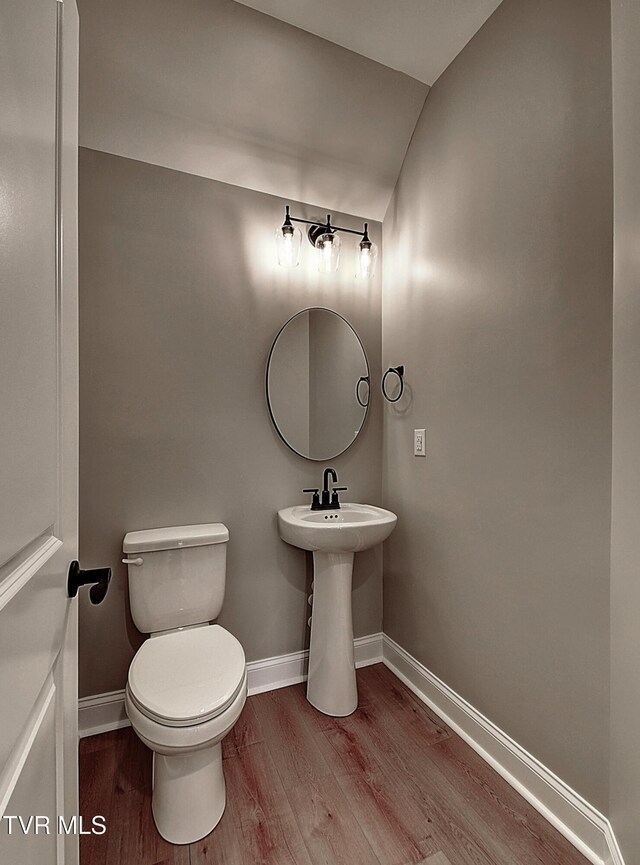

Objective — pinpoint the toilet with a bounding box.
[122,523,246,845]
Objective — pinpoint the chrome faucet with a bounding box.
[303,467,348,511]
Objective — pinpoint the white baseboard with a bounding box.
[78,632,384,738]
[382,634,625,865]
[246,632,383,696]
[78,689,129,738]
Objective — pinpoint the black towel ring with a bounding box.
[356,375,370,408]
[382,365,405,403]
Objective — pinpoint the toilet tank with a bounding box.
[123,523,229,634]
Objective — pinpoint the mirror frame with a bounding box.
[266,307,370,461]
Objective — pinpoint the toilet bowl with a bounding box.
[125,624,246,844]
[122,523,245,845]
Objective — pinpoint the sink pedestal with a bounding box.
[307,551,357,716]
[278,502,397,717]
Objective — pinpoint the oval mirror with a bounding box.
[266,308,370,461]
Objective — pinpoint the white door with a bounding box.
[0,1,80,863]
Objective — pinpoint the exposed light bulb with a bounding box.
[281,231,295,265]
[316,231,340,273]
[356,225,378,280]
[276,207,301,267]
[359,246,372,278]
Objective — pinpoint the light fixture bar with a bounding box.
[284,208,368,239]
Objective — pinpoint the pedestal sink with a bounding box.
[278,503,397,716]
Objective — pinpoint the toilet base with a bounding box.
[152,742,226,844]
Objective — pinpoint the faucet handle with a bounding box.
[330,486,348,508]
[302,488,321,511]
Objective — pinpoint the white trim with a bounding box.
[0,534,62,613]
[78,689,129,738]
[603,822,626,865]
[382,634,625,865]
[78,633,384,737]
[244,647,307,696]
[352,631,386,666]
[0,677,56,813]
[247,632,384,696]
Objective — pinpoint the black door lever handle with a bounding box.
[67,560,112,604]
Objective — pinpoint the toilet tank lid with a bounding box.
[123,523,229,553]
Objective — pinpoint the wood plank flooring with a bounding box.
[79,664,589,865]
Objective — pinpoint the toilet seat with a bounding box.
[128,624,246,728]
[125,669,247,756]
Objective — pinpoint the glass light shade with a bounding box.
[315,231,341,273]
[276,224,301,267]
[356,238,378,280]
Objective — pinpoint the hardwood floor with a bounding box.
[79,664,589,865]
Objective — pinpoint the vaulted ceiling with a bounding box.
[232,0,504,85]
[78,0,502,220]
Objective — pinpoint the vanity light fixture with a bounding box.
[276,206,378,278]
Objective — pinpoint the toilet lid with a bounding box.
[128,625,246,726]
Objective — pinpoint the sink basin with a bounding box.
[278,502,397,717]
[278,503,397,553]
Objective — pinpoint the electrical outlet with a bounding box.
[414,428,426,457]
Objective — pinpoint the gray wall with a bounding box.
[610,0,640,860]
[78,148,383,698]
[382,0,612,810]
